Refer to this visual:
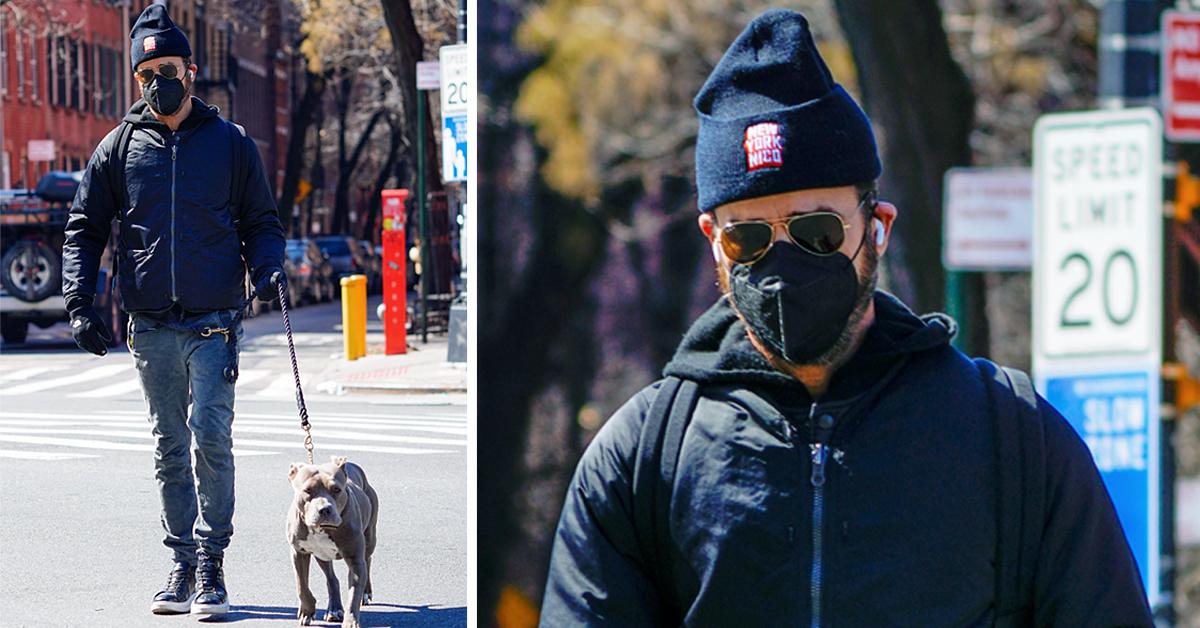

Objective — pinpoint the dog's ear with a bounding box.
[288,463,302,481]
[331,455,348,469]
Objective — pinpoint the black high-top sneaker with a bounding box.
[191,553,230,615]
[150,561,196,614]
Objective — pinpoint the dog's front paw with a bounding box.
[340,616,361,628]
[298,593,317,624]
[324,608,344,623]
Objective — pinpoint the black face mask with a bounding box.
[728,232,866,364]
[142,74,187,116]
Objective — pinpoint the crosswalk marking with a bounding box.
[0,415,465,436]
[71,377,143,398]
[0,413,464,430]
[0,420,465,444]
[0,410,465,426]
[0,403,465,460]
[235,369,271,386]
[64,368,275,399]
[0,428,453,456]
[0,417,463,446]
[0,449,98,460]
[250,373,303,399]
[0,434,278,456]
[0,366,68,382]
[1,364,132,396]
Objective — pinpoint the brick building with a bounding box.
[1,0,293,194]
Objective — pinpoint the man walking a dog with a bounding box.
[62,4,285,616]
[541,9,1154,626]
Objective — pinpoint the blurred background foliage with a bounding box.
[479,0,1197,625]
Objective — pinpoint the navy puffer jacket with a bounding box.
[62,97,284,313]
[540,291,1152,627]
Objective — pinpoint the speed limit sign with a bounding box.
[1032,108,1162,361]
[1031,107,1163,605]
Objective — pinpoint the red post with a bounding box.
[381,189,410,355]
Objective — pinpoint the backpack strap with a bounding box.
[229,122,248,216]
[633,375,701,624]
[101,121,135,304]
[976,358,1046,627]
[106,121,135,216]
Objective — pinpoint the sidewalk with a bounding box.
[313,331,467,401]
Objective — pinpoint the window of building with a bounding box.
[30,34,39,102]
[82,42,91,114]
[51,36,67,107]
[98,46,108,117]
[2,24,9,97]
[68,39,79,110]
[15,29,24,100]
[112,47,124,115]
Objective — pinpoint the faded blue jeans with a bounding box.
[128,307,242,564]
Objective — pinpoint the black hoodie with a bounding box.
[541,291,1151,627]
[63,96,284,313]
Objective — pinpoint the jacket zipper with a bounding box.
[170,138,178,301]
[808,401,830,628]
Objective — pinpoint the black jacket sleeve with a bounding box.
[1032,396,1154,626]
[61,130,120,313]
[540,388,664,627]
[234,131,285,285]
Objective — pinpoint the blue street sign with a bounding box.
[443,113,469,182]
[1042,367,1161,601]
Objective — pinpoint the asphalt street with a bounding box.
[0,300,467,627]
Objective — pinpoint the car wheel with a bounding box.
[0,316,28,344]
[1,240,61,303]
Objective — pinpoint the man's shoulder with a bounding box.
[90,123,131,162]
[574,382,664,481]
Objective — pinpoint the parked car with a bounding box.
[285,238,335,304]
[1,171,123,345]
[313,235,368,297]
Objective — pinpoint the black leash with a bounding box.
[274,280,315,464]
[203,283,315,464]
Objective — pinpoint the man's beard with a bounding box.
[718,240,878,368]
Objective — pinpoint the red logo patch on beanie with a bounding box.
[744,122,784,171]
[143,36,157,52]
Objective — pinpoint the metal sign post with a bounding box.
[416,61,440,344]
[1032,107,1164,607]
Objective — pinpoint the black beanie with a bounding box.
[693,9,881,213]
[129,3,192,71]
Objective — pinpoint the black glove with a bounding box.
[69,305,113,356]
[254,268,287,302]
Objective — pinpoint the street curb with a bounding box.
[333,382,468,395]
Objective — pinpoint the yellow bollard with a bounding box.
[340,275,368,360]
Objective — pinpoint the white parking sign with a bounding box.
[1032,109,1162,360]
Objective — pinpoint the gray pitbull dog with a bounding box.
[287,456,379,627]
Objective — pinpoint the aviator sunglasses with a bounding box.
[717,192,877,265]
[136,62,188,84]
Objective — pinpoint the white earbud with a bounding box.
[873,218,885,246]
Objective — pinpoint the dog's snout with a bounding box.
[319,505,333,517]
